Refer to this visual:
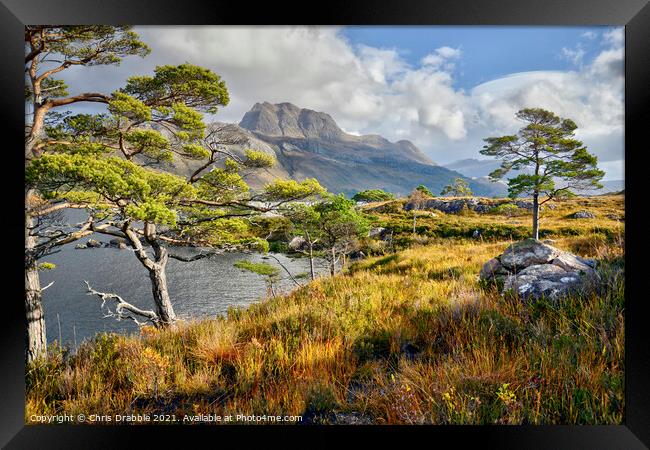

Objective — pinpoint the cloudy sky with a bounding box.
[57,26,625,181]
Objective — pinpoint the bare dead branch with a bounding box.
[84,281,160,327]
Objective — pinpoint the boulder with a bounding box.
[288,236,308,252]
[572,210,595,219]
[108,238,128,249]
[499,238,562,271]
[479,258,508,279]
[503,264,584,300]
[514,200,534,210]
[551,252,594,273]
[86,239,102,248]
[480,239,597,301]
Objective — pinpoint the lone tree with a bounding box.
[313,195,369,276]
[25,26,150,363]
[480,108,604,239]
[407,188,430,236]
[440,178,472,197]
[284,203,322,281]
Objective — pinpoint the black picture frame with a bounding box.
[2,0,648,447]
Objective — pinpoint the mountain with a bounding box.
[234,102,506,197]
[239,102,434,165]
[153,102,506,197]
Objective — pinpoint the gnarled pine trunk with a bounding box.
[25,191,46,363]
[148,254,176,325]
[123,222,176,327]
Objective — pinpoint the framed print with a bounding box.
[2,0,649,447]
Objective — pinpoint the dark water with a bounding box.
[39,218,330,348]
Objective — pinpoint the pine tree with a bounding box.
[480,108,604,239]
[25,26,149,363]
[27,64,324,329]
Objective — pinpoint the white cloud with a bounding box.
[54,26,624,179]
[603,28,624,48]
[420,46,462,71]
[581,31,597,40]
[560,45,586,66]
[470,28,624,179]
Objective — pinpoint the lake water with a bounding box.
[39,221,330,348]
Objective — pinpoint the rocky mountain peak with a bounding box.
[239,102,343,140]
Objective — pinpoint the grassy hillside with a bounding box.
[362,194,624,249]
[26,196,625,425]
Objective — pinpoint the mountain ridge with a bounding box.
[233,102,506,196]
[160,102,507,197]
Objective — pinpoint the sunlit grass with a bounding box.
[26,195,625,424]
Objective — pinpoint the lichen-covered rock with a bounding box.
[404,199,470,214]
[480,238,597,302]
[403,198,555,215]
[514,200,534,210]
[479,258,508,279]
[551,252,595,273]
[503,264,584,300]
[499,238,562,271]
[368,227,387,238]
[572,210,595,219]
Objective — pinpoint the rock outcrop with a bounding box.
[480,239,597,301]
[571,211,595,219]
[403,198,555,215]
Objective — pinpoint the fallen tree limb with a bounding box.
[84,281,160,327]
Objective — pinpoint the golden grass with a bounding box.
[363,194,624,249]
[26,195,625,425]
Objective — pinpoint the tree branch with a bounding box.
[44,92,110,108]
[168,249,222,262]
[266,254,303,287]
[84,281,160,327]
